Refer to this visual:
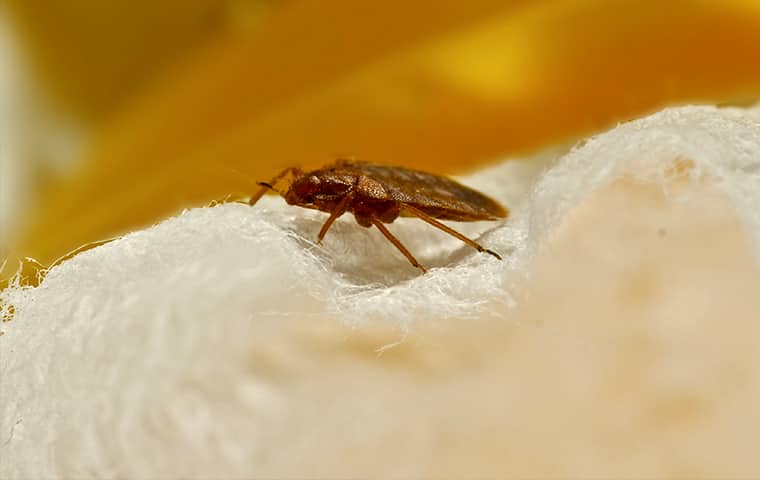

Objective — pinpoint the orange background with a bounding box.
[5,0,760,269]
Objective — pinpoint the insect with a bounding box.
[249,159,508,273]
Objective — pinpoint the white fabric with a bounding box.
[2,105,760,478]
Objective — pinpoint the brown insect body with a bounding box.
[251,160,508,273]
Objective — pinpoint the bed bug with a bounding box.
[249,159,508,273]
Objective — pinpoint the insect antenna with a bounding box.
[249,182,281,206]
[249,167,301,206]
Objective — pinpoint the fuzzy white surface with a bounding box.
[2,105,760,478]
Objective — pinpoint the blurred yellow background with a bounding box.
[3,0,760,276]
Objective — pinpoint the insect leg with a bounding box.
[371,219,427,273]
[401,205,502,260]
[316,192,353,244]
[249,167,301,206]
